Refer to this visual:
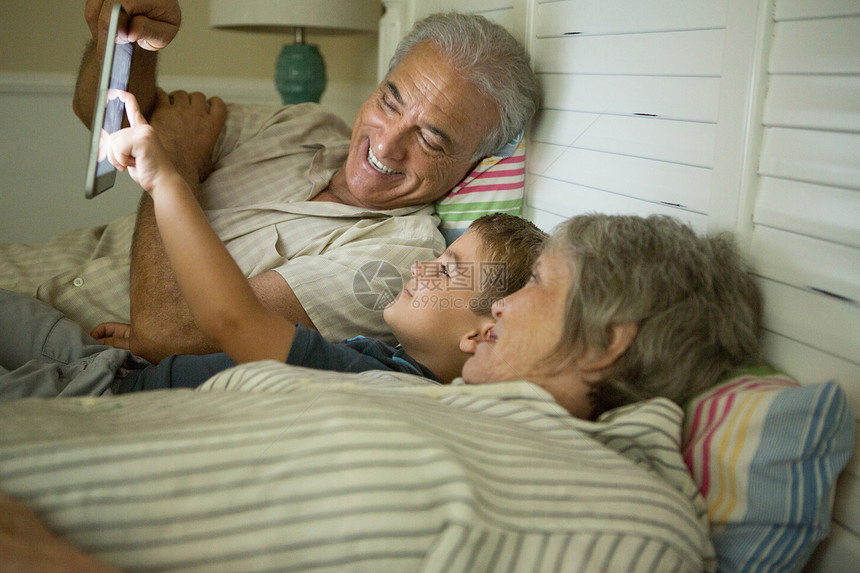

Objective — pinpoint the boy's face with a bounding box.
[383,230,492,365]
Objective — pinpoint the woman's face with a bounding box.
[461,250,593,418]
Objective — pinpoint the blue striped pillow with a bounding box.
[683,372,854,572]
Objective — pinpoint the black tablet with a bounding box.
[85,3,134,199]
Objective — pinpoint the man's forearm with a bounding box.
[127,196,317,362]
[125,88,230,362]
[129,192,220,363]
[73,40,159,128]
[128,193,318,362]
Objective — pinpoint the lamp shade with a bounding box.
[209,0,381,34]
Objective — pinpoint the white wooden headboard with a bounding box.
[380,1,860,570]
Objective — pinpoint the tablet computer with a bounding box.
[85,3,134,199]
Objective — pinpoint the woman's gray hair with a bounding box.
[388,12,540,160]
[547,214,764,418]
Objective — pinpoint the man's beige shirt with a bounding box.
[0,103,444,344]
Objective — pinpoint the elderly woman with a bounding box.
[463,213,763,419]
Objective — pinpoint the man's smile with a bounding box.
[367,147,403,176]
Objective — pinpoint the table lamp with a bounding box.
[210,0,381,104]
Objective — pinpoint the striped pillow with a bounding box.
[435,135,526,244]
[682,370,854,572]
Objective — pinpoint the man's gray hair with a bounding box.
[546,214,764,418]
[388,12,540,160]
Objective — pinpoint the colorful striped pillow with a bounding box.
[435,135,526,244]
[683,370,854,572]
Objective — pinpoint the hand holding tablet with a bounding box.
[85,3,133,199]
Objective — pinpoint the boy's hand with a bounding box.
[105,89,178,194]
[91,322,133,350]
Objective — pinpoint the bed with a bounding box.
[0,364,712,571]
[0,362,854,572]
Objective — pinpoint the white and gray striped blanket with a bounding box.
[0,361,715,572]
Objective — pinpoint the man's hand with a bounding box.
[75,1,177,127]
[91,322,133,350]
[85,0,181,55]
[150,89,227,187]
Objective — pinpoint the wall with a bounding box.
[381,2,860,568]
[520,0,860,405]
[0,0,379,243]
[381,0,860,403]
[0,0,378,94]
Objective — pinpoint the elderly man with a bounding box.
[0,0,539,364]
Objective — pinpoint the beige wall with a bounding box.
[0,0,378,84]
[0,0,380,244]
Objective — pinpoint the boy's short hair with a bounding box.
[467,213,548,316]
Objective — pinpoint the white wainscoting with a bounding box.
[0,72,371,244]
[388,1,859,570]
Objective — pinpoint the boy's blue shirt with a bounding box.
[117,324,438,393]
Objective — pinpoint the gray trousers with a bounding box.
[0,289,147,400]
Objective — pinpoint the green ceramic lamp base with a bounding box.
[275,43,327,104]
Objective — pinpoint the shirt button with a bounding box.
[73,277,84,287]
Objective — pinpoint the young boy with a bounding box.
[98,91,546,391]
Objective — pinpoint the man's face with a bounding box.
[335,41,499,210]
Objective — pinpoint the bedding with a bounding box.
[0,361,714,572]
[435,133,526,244]
[683,370,854,572]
